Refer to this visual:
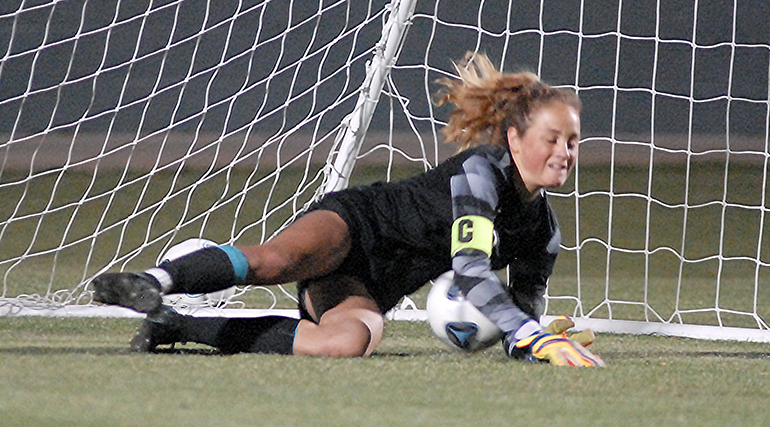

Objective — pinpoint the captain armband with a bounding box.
[451,215,494,257]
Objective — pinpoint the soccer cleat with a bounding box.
[130,305,184,352]
[91,272,163,314]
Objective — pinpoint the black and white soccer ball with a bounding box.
[426,271,504,352]
[159,238,236,307]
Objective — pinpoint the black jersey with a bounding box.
[309,144,560,335]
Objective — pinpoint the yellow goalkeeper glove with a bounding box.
[545,315,596,348]
[505,318,604,367]
[507,331,605,367]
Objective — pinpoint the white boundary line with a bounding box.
[541,315,770,343]
[0,304,300,319]
[5,304,770,342]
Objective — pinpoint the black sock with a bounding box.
[178,315,299,355]
[155,247,241,294]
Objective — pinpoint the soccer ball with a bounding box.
[426,271,504,352]
[159,238,236,308]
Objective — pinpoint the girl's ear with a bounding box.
[507,126,521,154]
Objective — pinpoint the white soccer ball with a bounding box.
[159,238,236,307]
[426,271,504,352]
[160,238,218,263]
[161,292,208,308]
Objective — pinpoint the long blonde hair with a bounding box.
[434,52,581,151]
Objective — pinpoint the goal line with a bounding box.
[1,0,769,343]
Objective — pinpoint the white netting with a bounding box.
[0,0,426,314]
[2,0,770,342]
[385,0,770,339]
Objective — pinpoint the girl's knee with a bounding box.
[321,309,383,357]
[344,309,384,356]
[353,309,384,355]
[294,307,384,357]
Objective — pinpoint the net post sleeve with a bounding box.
[323,0,418,193]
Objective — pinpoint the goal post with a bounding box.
[2,0,770,343]
[323,0,418,194]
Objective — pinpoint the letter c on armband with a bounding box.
[451,215,494,256]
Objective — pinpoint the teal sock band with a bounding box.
[217,245,249,283]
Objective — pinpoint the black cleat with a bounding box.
[92,272,163,314]
[130,305,183,352]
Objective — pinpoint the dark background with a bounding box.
[0,0,768,142]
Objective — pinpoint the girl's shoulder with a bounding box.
[444,144,512,175]
[408,144,512,189]
[447,145,512,167]
[453,143,509,159]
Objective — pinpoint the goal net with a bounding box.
[2,0,769,342]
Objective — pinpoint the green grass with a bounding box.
[3,162,770,425]
[2,316,769,427]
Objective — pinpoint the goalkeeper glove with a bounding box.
[545,315,596,348]
[505,325,605,367]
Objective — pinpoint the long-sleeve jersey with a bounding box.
[312,144,560,336]
[446,145,560,334]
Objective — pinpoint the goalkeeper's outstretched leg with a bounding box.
[92,210,352,307]
[94,209,384,357]
[127,297,382,357]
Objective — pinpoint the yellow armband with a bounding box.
[451,215,494,256]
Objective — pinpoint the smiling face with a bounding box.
[506,101,580,198]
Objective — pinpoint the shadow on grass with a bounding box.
[0,346,134,355]
[0,346,221,356]
[0,345,484,360]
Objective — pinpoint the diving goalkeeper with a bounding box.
[91,52,604,367]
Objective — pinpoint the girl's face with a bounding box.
[506,101,580,197]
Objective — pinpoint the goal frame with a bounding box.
[1,0,769,343]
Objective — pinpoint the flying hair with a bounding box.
[434,52,581,151]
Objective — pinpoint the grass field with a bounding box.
[2,316,770,427]
[2,161,770,425]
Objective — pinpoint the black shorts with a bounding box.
[296,273,374,322]
[296,184,452,318]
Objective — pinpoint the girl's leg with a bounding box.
[92,210,351,311]
[161,209,351,293]
[238,209,351,286]
[293,296,384,357]
[131,309,300,355]
[131,297,383,358]
[132,272,384,357]
[292,272,384,357]
[97,208,384,357]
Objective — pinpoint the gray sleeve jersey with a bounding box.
[447,145,559,336]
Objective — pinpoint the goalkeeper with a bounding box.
[92,52,603,366]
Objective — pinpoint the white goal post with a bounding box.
[1,0,769,343]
